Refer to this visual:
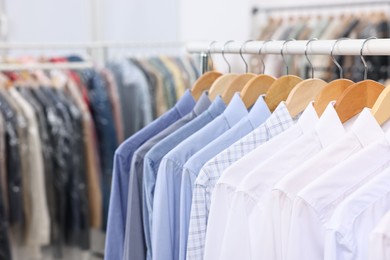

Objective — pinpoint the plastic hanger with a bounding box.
[264,39,303,112]
[191,41,222,101]
[335,37,384,123]
[208,41,239,102]
[221,40,256,104]
[285,38,327,118]
[241,40,276,108]
[314,38,354,116]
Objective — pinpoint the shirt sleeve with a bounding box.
[105,153,128,260]
[286,197,326,260]
[179,167,198,260]
[152,157,183,260]
[218,191,254,260]
[324,228,354,260]
[142,156,156,260]
[123,154,146,260]
[369,230,389,260]
[186,183,208,260]
[257,192,283,260]
[203,184,235,260]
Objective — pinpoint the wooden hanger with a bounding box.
[314,79,353,116]
[264,39,303,111]
[221,73,255,104]
[221,40,257,104]
[191,41,222,100]
[335,80,384,123]
[286,79,327,117]
[265,75,303,111]
[314,38,354,116]
[285,39,327,118]
[208,40,239,102]
[371,83,390,125]
[240,40,276,108]
[335,37,384,123]
[241,75,275,108]
[208,74,238,101]
[191,71,222,100]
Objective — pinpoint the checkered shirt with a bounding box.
[186,103,299,259]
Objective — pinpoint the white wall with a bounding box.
[3,0,389,65]
[5,0,90,42]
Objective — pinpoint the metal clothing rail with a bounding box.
[0,62,94,71]
[186,39,390,56]
[252,0,390,14]
[0,41,186,69]
[0,41,186,50]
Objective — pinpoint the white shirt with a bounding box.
[287,128,390,260]
[219,103,351,260]
[203,102,318,260]
[324,166,390,260]
[369,210,390,260]
[260,108,388,260]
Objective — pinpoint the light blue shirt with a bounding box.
[178,95,271,260]
[105,90,195,260]
[122,93,211,260]
[151,93,248,260]
[142,96,226,260]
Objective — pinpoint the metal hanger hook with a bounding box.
[360,36,377,80]
[239,40,254,73]
[259,40,274,74]
[281,38,295,75]
[330,38,350,79]
[207,41,217,70]
[222,40,234,73]
[305,38,318,78]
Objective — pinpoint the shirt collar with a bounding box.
[193,92,211,116]
[296,102,319,134]
[175,90,196,117]
[315,102,346,148]
[350,108,385,147]
[223,93,248,127]
[248,95,271,128]
[207,95,227,119]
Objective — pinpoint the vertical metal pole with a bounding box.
[200,52,209,74]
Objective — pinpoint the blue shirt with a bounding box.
[104,90,195,260]
[142,95,226,260]
[151,93,248,260]
[178,95,271,260]
[122,93,211,260]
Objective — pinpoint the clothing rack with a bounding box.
[0,41,186,68]
[252,1,390,15]
[187,39,390,74]
[0,62,95,71]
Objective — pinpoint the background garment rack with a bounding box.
[0,41,186,69]
[187,39,390,73]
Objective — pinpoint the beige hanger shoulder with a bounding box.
[285,79,327,118]
[371,85,390,125]
[314,79,354,117]
[221,73,256,104]
[191,71,222,101]
[335,80,384,123]
[208,74,238,101]
[264,75,303,112]
[241,74,276,108]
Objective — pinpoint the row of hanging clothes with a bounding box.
[106,37,390,260]
[0,51,198,260]
[249,9,390,81]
